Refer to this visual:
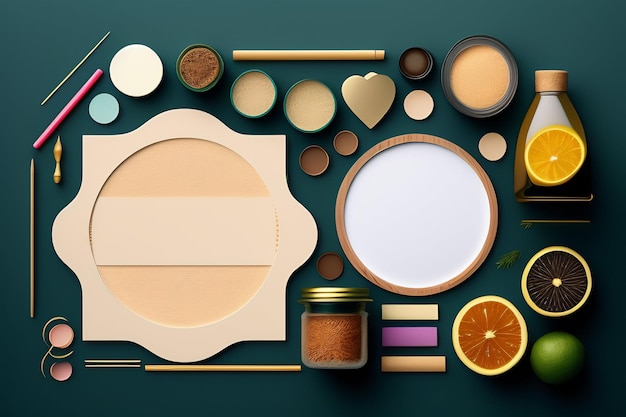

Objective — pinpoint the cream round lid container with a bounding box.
[110,44,164,97]
[230,70,277,118]
[441,35,518,118]
[284,79,336,133]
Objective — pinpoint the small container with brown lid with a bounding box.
[298,287,372,369]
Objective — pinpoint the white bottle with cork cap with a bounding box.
[513,70,591,201]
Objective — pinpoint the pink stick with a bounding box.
[33,69,103,149]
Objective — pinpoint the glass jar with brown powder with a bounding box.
[299,287,372,369]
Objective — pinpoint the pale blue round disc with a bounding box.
[89,93,120,124]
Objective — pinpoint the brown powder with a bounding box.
[179,47,220,89]
[304,314,362,363]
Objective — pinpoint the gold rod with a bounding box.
[30,159,34,318]
[41,31,110,105]
[85,359,141,363]
[145,364,302,372]
[85,364,142,368]
[233,49,385,61]
[521,219,590,223]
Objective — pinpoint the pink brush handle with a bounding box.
[33,69,103,149]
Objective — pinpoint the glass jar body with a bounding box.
[301,302,368,369]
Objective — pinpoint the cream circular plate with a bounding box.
[336,134,498,296]
[109,44,163,97]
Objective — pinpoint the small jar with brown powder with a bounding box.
[176,44,224,92]
[299,287,372,369]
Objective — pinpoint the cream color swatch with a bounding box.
[91,197,277,265]
[381,304,439,320]
[381,356,446,372]
[98,266,269,327]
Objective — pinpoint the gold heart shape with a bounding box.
[341,72,396,129]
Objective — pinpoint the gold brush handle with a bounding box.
[53,136,62,184]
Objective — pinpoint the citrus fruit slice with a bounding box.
[452,295,528,376]
[522,246,592,317]
[530,331,585,384]
[524,124,585,187]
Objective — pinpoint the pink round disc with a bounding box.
[49,323,74,349]
[50,361,73,382]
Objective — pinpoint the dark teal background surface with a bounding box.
[2,1,624,415]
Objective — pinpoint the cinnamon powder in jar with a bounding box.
[178,46,222,90]
[304,314,363,364]
[299,287,372,369]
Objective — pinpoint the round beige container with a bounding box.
[284,79,336,133]
[230,70,277,118]
[441,36,518,118]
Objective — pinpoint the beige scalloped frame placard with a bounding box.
[52,109,317,363]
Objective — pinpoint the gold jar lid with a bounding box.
[299,287,372,303]
[535,70,568,92]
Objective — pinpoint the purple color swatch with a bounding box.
[382,326,438,347]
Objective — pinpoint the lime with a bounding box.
[530,331,584,384]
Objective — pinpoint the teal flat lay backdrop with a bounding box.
[1,0,624,415]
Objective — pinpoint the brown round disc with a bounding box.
[316,252,344,280]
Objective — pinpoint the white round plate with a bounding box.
[336,134,498,296]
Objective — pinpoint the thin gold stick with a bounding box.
[41,31,110,106]
[30,159,35,318]
[85,359,141,364]
[85,364,142,368]
[145,364,302,372]
[522,219,590,223]
[521,219,590,229]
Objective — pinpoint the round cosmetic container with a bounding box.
[176,44,224,92]
[299,287,372,369]
[441,35,518,118]
[399,47,434,80]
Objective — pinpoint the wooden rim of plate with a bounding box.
[335,133,498,296]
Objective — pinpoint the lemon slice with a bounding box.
[524,125,586,187]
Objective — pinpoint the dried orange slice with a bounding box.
[524,125,585,187]
[521,246,592,317]
[452,295,528,376]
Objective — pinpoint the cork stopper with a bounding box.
[535,70,568,92]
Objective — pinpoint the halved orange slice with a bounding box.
[452,295,528,376]
[524,125,585,187]
[521,246,592,317]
